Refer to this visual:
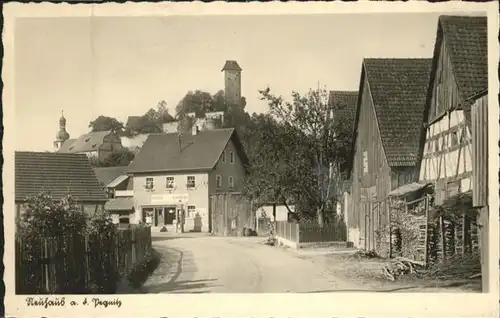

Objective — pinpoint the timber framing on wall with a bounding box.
[417,15,487,205]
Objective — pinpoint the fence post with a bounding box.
[296,223,300,243]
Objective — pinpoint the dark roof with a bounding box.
[105,197,134,212]
[58,138,76,152]
[221,60,242,72]
[15,151,107,202]
[356,58,432,167]
[93,166,128,186]
[126,116,142,127]
[127,128,249,174]
[436,15,488,102]
[329,90,358,137]
[58,130,112,153]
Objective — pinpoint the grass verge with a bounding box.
[127,249,162,290]
[319,251,481,292]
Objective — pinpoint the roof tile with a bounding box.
[438,15,487,100]
[58,131,112,153]
[364,58,432,167]
[15,151,107,202]
[127,128,248,174]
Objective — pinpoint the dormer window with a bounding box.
[230,151,235,164]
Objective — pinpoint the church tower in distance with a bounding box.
[221,60,242,106]
[54,110,70,151]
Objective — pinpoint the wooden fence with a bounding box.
[15,226,152,294]
[275,220,347,244]
[210,192,255,236]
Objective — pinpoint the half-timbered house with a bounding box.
[418,15,487,204]
[348,58,432,249]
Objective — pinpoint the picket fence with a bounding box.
[15,225,152,294]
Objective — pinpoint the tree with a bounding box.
[174,90,250,131]
[96,148,136,167]
[123,100,174,136]
[250,86,351,226]
[175,90,218,120]
[89,116,124,134]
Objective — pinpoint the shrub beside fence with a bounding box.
[274,220,347,246]
[15,225,152,294]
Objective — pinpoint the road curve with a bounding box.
[142,232,363,293]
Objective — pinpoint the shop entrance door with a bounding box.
[165,206,176,225]
[155,207,165,226]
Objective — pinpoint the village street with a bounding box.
[139,232,363,293]
[132,232,472,294]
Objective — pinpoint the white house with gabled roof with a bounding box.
[126,127,249,233]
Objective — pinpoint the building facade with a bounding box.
[348,58,432,249]
[418,15,487,204]
[127,128,248,233]
[328,90,358,231]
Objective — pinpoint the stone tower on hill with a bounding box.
[222,60,242,106]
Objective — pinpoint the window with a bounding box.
[221,151,226,163]
[228,176,234,189]
[362,151,368,174]
[145,177,154,190]
[166,177,175,189]
[216,175,222,188]
[187,176,196,189]
[230,151,235,164]
[187,205,196,218]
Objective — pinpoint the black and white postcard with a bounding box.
[3,1,499,318]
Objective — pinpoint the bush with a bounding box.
[17,193,88,238]
[16,193,120,294]
[160,226,168,232]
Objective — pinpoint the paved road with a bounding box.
[142,232,364,293]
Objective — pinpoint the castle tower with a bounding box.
[54,110,70,151]
[221,60,242,106]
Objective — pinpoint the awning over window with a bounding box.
[388,182,432,197]
[105,197,135,212]
[106,174,130,188]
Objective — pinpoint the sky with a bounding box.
[14,12,482,151]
